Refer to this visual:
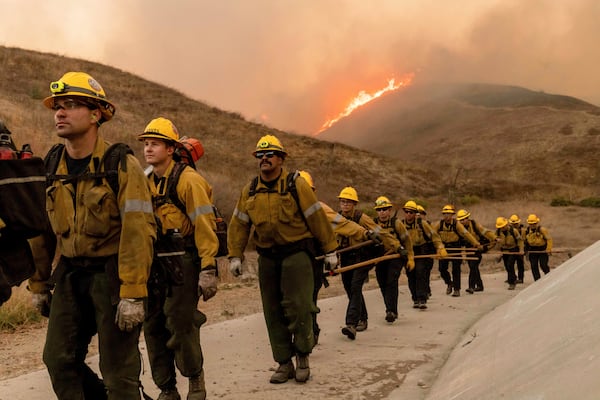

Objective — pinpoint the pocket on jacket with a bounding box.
[46,185,72,235]
[82,186,113,237]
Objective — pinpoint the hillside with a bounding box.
[318,83,600,201]
[0,46,434,216]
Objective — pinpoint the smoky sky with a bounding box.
[2,0,599,134]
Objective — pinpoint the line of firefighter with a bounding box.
[6,71,554,394]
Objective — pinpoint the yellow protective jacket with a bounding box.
[374,216,415,263]
[464,220,497,247]
[149,160,218,269]
[228,169,337,258]
[321,201,370,242]
[29,138,156,298]
[403,218,444,251]
[525,226,553,251]
[338,210,400,253]
[432,219,480,248]
[497,226,524,252]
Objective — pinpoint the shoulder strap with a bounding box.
[44,143,65,186]
[470,219,481,238]
[101,143,132,195]
[248,176,259,197]
[417,218,432,241]
[352,210,363,224]
[164,162,188,214]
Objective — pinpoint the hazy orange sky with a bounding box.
[2,0,599,134]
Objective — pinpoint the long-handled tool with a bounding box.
[315,240,376,260]
[326,253,479,275]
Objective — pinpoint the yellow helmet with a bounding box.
[403,200,418,212]
[253,134,286,155]
[416,204,426,215]
[456,209,471,221]
[527,214,540,224]
[374,196,393,210]
[496,217,508,229]
[509,214,521,224]
[442,204,456,214]
[43,72,116,122]
[138,117,180,142]
[298,170,315,190]
[338,186,359,202]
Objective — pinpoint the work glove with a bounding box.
[198,268,218,301]
[365,230,382,245]
[115,298,145,332]
[31,292,52,318]
[406,258,415,271]
[229,257,242,277]
[477,244,485,252]
[437,248,448,258]
[323,252,338,271]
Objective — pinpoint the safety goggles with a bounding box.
[255,151,277,159]
[51,99,94,111]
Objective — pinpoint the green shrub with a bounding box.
[550,197,574,207]
[461,194,481,206]
[579,197,600,207]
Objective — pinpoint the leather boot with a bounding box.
[158,387,181,400]
[356,320,368,331]
[295,354,310,383]
[269,360,295,384]
[187,371,206,400]
[341,325,357,340]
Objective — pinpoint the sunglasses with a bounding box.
[255,151,276,159]
[404,210,416,214]
[377,207,392,212]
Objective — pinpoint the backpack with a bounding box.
[153,161,228,257]
[0,157,47,239]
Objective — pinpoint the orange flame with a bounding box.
[316,73,414,134]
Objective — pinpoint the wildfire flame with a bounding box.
[316,73,414,134]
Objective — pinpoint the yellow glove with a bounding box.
[406,258,415,271]
[437,248,448,258]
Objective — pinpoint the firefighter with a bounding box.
[494,217,524,290]
[28,72,156,399]
[402,200,445,309]
[139,118,218,400]
[524,214,553,281]
[509,214,526,283]
[336,187,401,339]
[457,209,496,293]
[373,196,414,322]
[297,170,381,344]
[227,135,338,384]
[432,205,482,297]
